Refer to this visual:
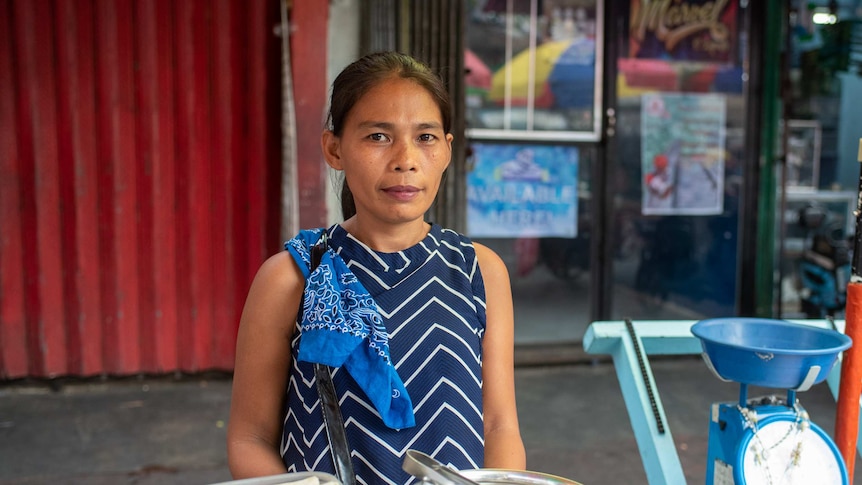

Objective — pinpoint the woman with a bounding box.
[227,51,525,483]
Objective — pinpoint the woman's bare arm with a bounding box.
[475,242,527,469]
[227,251,304,478]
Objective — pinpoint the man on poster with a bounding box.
[640,93,725,216]
[644,153,674,211]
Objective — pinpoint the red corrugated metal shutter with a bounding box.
[0,0,283,378]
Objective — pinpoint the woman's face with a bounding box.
[322,76,453,229]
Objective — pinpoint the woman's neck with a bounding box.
[339,217,430,253]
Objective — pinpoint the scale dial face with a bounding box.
[736,414,846,484]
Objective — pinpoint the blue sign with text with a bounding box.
[467,143,579,238]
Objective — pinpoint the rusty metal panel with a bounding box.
[13,0,69,377]
[0,0,283,379]
[0,0,29,377]
[290,0,328,229]
[56,0,103,376]
[134,0,176,374]
[96,0,142,375]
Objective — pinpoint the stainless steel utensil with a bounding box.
[402,450,482,485]
[459,469,584,485]
[402,450,584,485]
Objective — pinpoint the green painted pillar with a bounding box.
[755,0,784,316]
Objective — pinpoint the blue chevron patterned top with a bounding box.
[281,223,487,484]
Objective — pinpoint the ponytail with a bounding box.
[340,179,356,219]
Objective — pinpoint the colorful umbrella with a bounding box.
[465,49,491,91]
[488,37,595,109]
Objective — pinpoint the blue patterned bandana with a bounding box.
[285,228,415,430]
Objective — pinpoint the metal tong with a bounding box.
[401,450,482,485]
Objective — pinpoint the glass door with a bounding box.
[603,0,750,320]
[464,0,603,345]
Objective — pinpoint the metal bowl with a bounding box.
[459,469,583,485]
[404,450,582,485]
[209,472,341,485]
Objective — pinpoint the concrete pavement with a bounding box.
[0,354,858,484]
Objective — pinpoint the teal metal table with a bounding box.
[582,319,861,485]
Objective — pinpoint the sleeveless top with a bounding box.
[280,223,487,484]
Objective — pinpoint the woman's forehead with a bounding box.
[346,78,444,126]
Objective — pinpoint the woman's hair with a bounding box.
[327,52,452,219]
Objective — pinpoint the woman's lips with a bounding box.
[383,185,420,201]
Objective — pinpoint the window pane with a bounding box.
[466,0,600,139]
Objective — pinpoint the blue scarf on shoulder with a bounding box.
[285,228,415,430]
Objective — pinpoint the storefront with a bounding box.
[462,0,755,345]
[354,0,862,347]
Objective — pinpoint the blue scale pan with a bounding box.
[691,317,852,391]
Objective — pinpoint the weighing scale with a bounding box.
[692,318,852,485]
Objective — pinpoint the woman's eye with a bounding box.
[418,134,436,143]
[369,133,388,142]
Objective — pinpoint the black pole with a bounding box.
[851,139,862,280]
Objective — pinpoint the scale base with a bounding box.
[705,396,847,484]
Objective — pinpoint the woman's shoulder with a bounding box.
[255,250,302,286]
[244,226,331,295]
[284,226,331,277]
[472,241,507,277]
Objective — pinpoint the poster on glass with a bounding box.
[467,143,579,238]
[641,93,726,216]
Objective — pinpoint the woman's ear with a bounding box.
[444,133,454,170]
[321,130,343,170]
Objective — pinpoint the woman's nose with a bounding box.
[392,140,418,172]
